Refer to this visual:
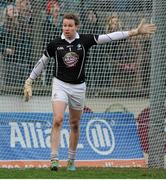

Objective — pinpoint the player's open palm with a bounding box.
[24,78,33,102]
[137,19,157,35]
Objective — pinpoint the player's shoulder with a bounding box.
[79,33,98,45]
[49,36,62,44]
[79,33,97,43]
[47,36,62,48]
[79,33,94,39]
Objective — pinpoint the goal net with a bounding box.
[0,0,165,168]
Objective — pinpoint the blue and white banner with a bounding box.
[0,112,145,167]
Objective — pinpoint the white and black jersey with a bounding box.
[29,31,129,83]
[44,34,98,84]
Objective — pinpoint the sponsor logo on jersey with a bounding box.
[63,52,79,67]
[57,46,64,50]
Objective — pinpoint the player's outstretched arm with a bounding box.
[97,19,156,44]
[128,19,157,37]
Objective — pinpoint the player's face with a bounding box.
[62,19,78,40]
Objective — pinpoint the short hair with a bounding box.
[63,13,80,26]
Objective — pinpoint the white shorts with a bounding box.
[51,77,86,110]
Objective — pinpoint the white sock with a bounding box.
[51,151,59,161]
[68,149,76,161]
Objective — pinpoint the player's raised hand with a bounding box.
[129,19,157,36]
[24,78,33,102]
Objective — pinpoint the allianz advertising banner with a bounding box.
[0,112,145,168]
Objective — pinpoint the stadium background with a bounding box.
[0,0,166,171]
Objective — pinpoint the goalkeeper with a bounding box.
[24,13,156,171]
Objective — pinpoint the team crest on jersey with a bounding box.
[77,44,82,50]
[63,52,79,67]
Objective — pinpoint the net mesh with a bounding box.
[0,0,165,168]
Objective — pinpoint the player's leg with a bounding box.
[67,108,82,171]
[50,101,67,171]
[67,82,86,171]
[50,78,68,171]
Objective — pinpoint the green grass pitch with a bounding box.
[0,167,166,179]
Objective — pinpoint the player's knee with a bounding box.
[53,115,63,128]
[70,120,79,132]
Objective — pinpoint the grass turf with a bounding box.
[0,167,166,179]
